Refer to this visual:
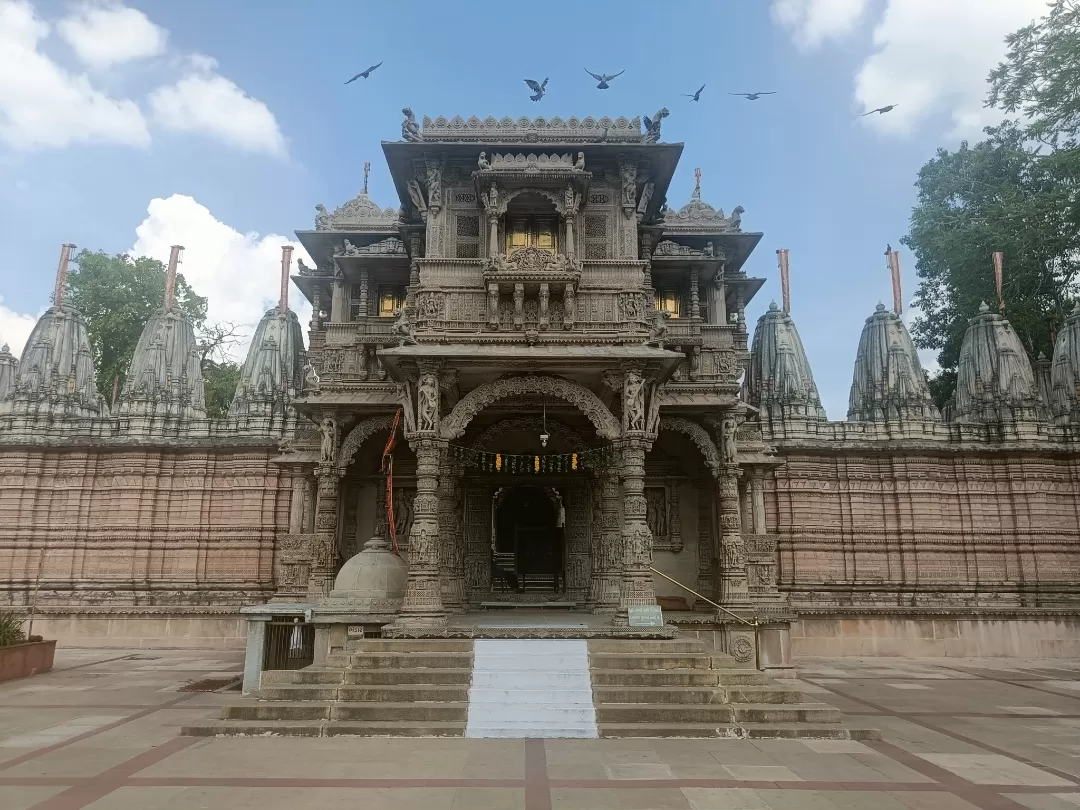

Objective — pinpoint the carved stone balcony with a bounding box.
[324,318,395,347]
[483,248,582,287]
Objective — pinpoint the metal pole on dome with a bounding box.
[776,248,791,314]
[279,245,294,313]
[52,243,76,308]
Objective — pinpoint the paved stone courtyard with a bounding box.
[1,648,1078,809]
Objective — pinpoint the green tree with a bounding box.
[67,250,207,402]
[904,123,1080,409]
[988,0,1080,148]
[202,360,242,419]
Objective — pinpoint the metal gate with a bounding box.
[262,619,315,670]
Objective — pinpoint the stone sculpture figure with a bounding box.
[302,362,321,392]
[342,239,358,255]
[721,417,738,463]
[729,205,744,231]
[401,107,422,142]
[478,152,490,170]
[407,180,426,215]
[488,182,499,212]
[646,309,670,348]
[393,308,417,346]
[315,204,333,230]
[703,241,714,258]
[637,181,654,216]
[575,151,585,170]
[398,382,417,434]
[425,159,442,210]
[417,375,438,432]
[642,108,669,144]
[320,416,337,463]
[624,371,645,432]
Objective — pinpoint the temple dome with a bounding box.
[848,303,941,423]
[3,303,107,418]
[662,169,744,232]
[0,344,17,401]
[228,307,305,419]
[745,302,827,422]
[117,307,205,420]
[952,302,1042,424]
[1050,302,1080,424]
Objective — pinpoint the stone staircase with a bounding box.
[589,640,880,740]
[183,637,879,740]
[182,639,473,737]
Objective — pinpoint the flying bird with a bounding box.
[862,104,899,116]
[585,68,625,89]
[345,62,383,84]
[525,77,548,101]
[729,92,777,101]
[682,84,706,102]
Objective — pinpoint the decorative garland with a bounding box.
[447,443,615,474]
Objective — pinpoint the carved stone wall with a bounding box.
[0,447,288,614]
[769,451,1080,609]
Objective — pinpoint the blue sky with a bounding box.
[0,0,1046,418]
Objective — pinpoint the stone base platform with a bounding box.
[382,610,677,640]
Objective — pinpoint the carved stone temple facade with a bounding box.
[0,113,1078,658]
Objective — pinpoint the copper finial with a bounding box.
[363,162,371,195]
[279,245,294,313]
[692,168,702,201]
[52,243,76,308]
[776,249,791,314]
[164,246,183,309]
[886,247,903,315]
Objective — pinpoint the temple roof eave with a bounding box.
[652,231,762,274]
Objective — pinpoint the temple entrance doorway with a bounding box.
[492,486,565,594]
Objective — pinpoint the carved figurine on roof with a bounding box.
[401,107,422,142]
[642,108,669,144]
[663,168,745,232]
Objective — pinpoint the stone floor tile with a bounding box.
[885,793,982,810]
[551,787,692,809]
[82,786,462,810]
[750,789,838,810]
[604,762,675,779]
[915,753,1073,786]
[4,786,69,810]
[449,787,526,809]
[1001,794,1080,810]
[887,684,931,690]
[682,787,770,810]
[1000,707,1063,715]
[802,740,875,754]
[721,764,803,782]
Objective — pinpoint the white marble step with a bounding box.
[466,639,598,739]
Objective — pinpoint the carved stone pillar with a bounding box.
[669,485,682,553]
[614,439,655,625]
[439,459,466,613]
[513,283,524,329]
[487,213,499,257]
[308,465,341,598]
[716,461,749,605]
[591,467,622,613]
[565,212,576,258]
[690,266,700,321]
[750,470,767,535]
[539,283,550,330]
[487,284,500,329]
[358,347,370,381]
[695,481,715,609]
[358,268,369,316]
[565,486,591,603]
[289,473,308,533]
[330,266,346,324]
[640,231,653,291]
[374,345,386,380]
[304,475,317,532]
[586,479,603,610]
[395,364,446,628]
[563,287,576,330]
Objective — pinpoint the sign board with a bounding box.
[627,605,664,627]
[347,625,365,638]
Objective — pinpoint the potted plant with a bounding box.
[0,611,56,683]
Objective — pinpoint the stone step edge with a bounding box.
[181,720,466,738]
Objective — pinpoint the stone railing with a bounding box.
[324,319,395,347]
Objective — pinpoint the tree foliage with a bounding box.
[67,250,207,402]
[905,1,1080,408]
[988,0,1080,148]
[66,250,245,415]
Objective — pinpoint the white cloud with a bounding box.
[149,74,287,157]
[770,0,870,50]
[131,194,311,359]
[854,0,1046,139]
[57,2,167,70]
[0,296,42,358]
[0,0,150,149]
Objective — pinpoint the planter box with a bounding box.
[0,640,56,683]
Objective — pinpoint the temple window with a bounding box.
[654,288,682,319]
[506,215,557,255]
[349,284,363,321]
[377,285,407,317]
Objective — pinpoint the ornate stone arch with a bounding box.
[659,416,719,468]
[499,187,564,216]
[471,416,589,451]
[441,375,620,441]
[336,415,394,474]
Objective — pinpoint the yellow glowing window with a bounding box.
[654,289,681,318]
[378,285,407,317]
[506,216,557,254]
